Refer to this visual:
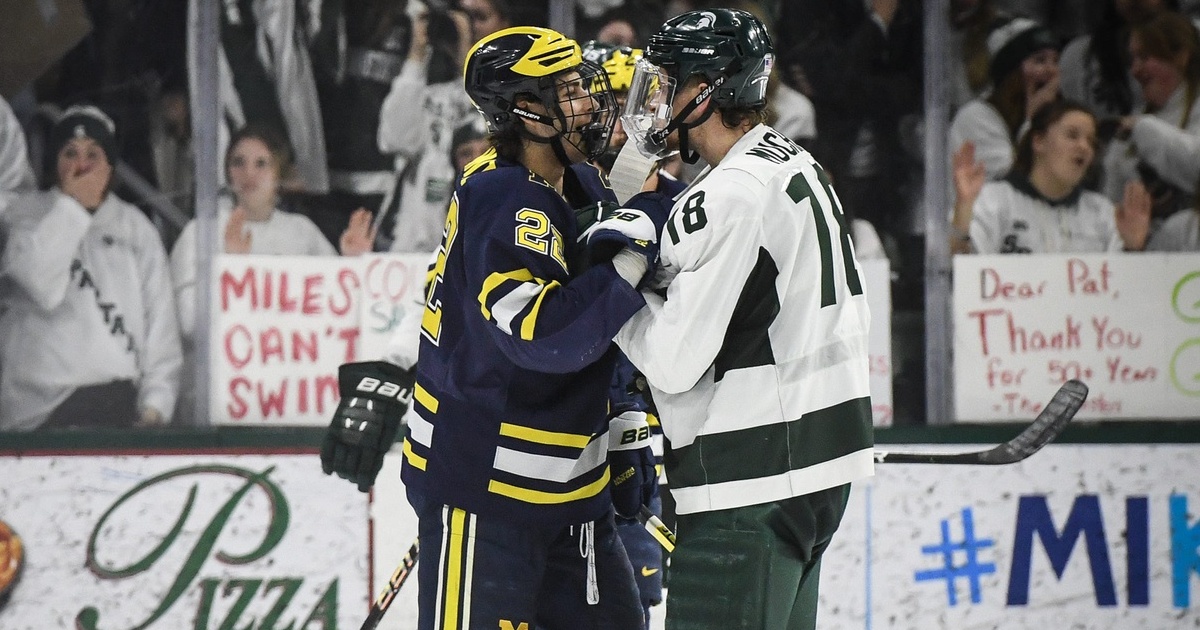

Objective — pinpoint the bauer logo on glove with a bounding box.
[355,376,413,403]
[321,361,415,492]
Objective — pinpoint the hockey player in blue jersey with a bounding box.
[320,25,669,630]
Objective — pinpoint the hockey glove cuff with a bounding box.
[608,407,658,520]
[321,361,415,492]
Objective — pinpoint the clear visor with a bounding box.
[620,57,678,159]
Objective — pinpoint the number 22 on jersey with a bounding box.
[421,195,460,344]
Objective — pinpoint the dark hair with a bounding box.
[1081,0,1174,115]
[1011,99,1095,175]
[987,69,1030,140]
[489,121,524,163]
[1129,11,1200,121]
[224,124,294,181]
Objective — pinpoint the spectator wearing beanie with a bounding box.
[0,104,183,430]
[950,17,1061,179]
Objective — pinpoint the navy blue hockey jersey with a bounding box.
[400,148,646,524]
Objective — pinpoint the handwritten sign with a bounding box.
[862,259,894,427]
[357,253,430,362]
[953,254,1200,420]
[211,255,362,425]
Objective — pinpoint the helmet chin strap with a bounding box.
[509,103,577,168]
[649,74,725,164]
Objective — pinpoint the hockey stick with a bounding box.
[359,538,420,630]
[874,379,1088,465]
[638,505,676,553]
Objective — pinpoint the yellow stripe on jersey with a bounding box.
[441,508,470,630]
[403,438,427,471]
[478,269,535,319]
[478,270,563,340]
[459,147,498,185]
[414,383,439,414]
[519,279,559,341]
[499,422,593,449]
[487,467,611,504]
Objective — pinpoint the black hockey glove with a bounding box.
[608,406,658,520]
[582,191,673,281]
[320,361,414,492]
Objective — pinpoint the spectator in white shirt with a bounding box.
[0,105,182,429]
[952,100,1152,254]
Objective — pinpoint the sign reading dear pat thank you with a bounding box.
[953,254,1200,420]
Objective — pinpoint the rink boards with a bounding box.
[2,444,1196,629]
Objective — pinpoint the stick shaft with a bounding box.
[359,539,420,630]
[638,505,676,552]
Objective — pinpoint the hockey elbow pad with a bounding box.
[320,361,415,492]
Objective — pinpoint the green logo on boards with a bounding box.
[75,465,338,630]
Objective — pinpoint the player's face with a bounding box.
[56,137,109,182]
[227,137,280,210]
[1034,110,1096,189]
[554,70,600,160]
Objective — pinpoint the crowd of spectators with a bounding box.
[4,0,1200,429]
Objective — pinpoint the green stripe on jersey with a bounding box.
[665,397,873,489]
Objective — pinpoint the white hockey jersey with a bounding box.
[616,124,875,515]
[0,190,183,429]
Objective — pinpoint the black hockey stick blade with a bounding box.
[875,379,1088,465]
[638,505,676,553]
[360,538,420,630]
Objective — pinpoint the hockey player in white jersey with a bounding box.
[615,9,875,630]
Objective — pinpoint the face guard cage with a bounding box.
[518,60,618,162]
[621,57,678,159]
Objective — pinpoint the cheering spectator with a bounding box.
[951,100,1151,255]
[1101,11,1200,229]
[0,105,182,430]
[1059,0,1173,119]
[170,125,374,339]
[950,17,1062,179]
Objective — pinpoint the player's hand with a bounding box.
[608,406,657,520]
[582,192,672,271]
[321,361,414,492]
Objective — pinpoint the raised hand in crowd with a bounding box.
[339,207,377,256]
[950,140,986,254]
[224,205,253,254]
[1116,180,1152,252]
[1025,66,1061,128]
[59,142,112,210]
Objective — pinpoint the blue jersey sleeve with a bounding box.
[463,172,644,374]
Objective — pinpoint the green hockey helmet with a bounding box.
[645,8,774,109]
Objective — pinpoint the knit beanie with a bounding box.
[987,18,1058,84]
[49,104,118,164]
